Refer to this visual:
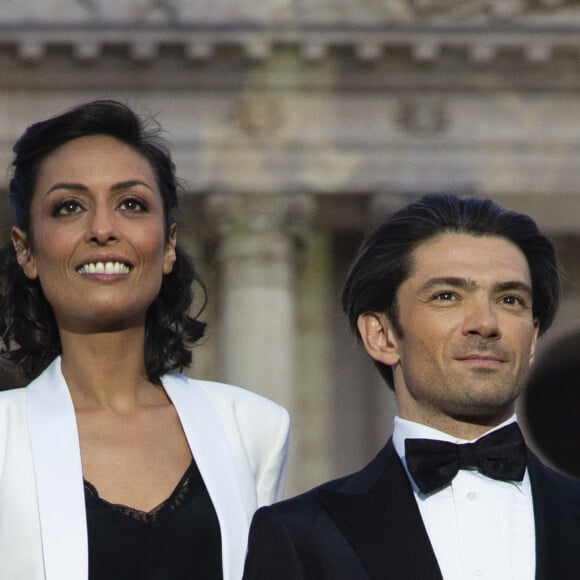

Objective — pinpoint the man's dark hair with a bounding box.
[341,194,560,388]
[0,99,207,383]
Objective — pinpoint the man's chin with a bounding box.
[447,400,518,427]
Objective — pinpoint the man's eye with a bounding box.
[434,292,456,301]
[502,295,524,307]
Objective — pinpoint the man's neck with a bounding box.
[394,414,518,443]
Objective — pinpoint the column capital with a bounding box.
[202,192,316,243]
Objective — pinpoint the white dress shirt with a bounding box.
[393,416,535,580]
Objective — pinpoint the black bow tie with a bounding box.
[404,423,527,495]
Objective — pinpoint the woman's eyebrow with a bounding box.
[43,182,87,197]
[43,179,154,198]
[110,180,154,192]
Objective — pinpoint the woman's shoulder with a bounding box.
[172,373,286,410]
[201,378,287,413]
[167,373,289,432]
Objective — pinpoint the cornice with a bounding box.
[2,23,580,64]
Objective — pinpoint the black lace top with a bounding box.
[84,460,223,580]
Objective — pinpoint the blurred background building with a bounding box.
[1,0,580,492]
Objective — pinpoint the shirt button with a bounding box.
[467,491,477,500]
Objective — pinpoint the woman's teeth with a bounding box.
[77,262,130,275]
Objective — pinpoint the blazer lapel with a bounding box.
[318,440,443,580]
[163,373,249,580]
[26,357,88,580]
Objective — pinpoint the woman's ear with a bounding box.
[356,311,401,367]
[11,227,38,279]
[163,223,177,274]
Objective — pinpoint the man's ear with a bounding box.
[529,318,540,365]
[356,311,401,366]
[163,223,177,275]
[11,227,38,280]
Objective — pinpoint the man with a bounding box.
[243,194,580,579]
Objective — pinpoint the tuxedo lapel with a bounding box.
[528,451,580,580]
[318,440,443,580]
[162,373,249,580]
[26,357,88,580]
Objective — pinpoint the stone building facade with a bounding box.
[1,0,579,493]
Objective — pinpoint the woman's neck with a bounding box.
[58,327,164,411]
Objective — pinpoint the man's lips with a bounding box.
[459,354,503,361]
[456,354,506,368]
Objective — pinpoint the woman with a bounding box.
[0,100,289,580]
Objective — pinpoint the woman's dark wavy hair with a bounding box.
[0,99,207,383]
[341,194,561,389]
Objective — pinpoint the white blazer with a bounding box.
[0,357,289,580]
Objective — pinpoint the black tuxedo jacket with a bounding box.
[243,440,580,579]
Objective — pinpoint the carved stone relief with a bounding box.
[2,0,580,24]
[229,94,285,139]
[396,96,449,135]
[408,0,580,21]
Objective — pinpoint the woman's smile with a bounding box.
[76,254,133,278]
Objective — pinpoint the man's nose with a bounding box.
[462,298,501,339]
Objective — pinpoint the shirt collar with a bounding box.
[392,414,519,458]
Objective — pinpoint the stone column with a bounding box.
[295,232,334,492]
[203,193,315,494]
[204,192,313,403]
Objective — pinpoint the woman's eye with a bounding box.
[53,199,83,216]
[118,197,147,212]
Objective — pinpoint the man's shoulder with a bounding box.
[265,440,399,518]
[528,451,580,496]
[254,472,355,528]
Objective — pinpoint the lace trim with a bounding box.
[84,459,197,524]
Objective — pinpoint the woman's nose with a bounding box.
[87,206,118,244]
